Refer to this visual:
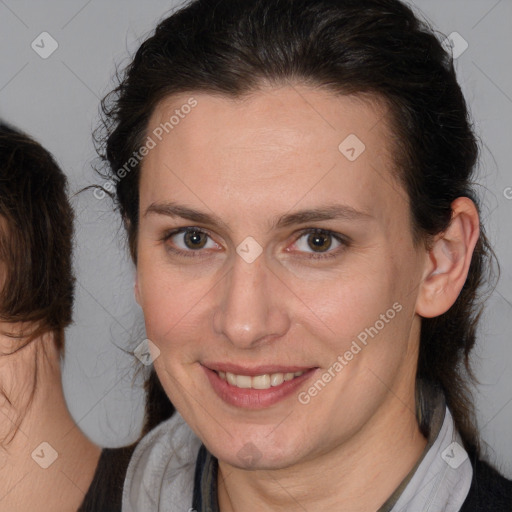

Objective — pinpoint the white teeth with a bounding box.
[270,373,284,387]
[217,370,306,389]
[252,374,271,389]
[235,375,252,388]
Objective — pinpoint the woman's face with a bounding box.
[135,85,429,469]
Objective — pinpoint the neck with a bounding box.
[217,386,427,512]
[0,331,101,511]
[1,331,75,447]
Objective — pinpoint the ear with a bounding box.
[416,197,480,318]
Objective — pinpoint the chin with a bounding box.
[206,428,306,470]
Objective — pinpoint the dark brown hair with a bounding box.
[0,122,75,353]
[96,0,497,453]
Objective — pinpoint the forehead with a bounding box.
[140,86,405,229]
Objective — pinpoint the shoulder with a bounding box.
[78,444,137,512]
[122,412,202,512]
[460,454,512,512]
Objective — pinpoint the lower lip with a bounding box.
[202,366,318,409]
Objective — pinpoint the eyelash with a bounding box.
[160,227,349,261]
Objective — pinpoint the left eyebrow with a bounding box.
[273,204,373,229]
[144,201,373,231]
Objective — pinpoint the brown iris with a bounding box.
[307,232,332,252]
[183,229,208,249]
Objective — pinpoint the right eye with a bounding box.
[161,227,221,258]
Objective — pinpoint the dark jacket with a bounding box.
[78,444,136,512]
[460,452,512,511]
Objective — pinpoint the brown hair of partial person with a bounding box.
[94,0,499,454]
[141,369,175,435]
[0,122,75,354]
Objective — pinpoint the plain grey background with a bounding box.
[1,0,511,477]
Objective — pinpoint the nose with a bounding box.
[212,252,290,349]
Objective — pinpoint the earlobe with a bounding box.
[416,197,480,319]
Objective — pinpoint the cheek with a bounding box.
[137,257,175,339]
[136,256,209,349]
[295,264,393,335]
[298,263,411,378]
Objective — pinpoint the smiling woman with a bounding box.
[95,0,512,511]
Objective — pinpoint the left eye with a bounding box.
[291,229,344,257]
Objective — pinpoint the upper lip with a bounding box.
[202,362,317,376]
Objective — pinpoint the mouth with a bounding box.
[215,369,307,390]
[201,363,318,409]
